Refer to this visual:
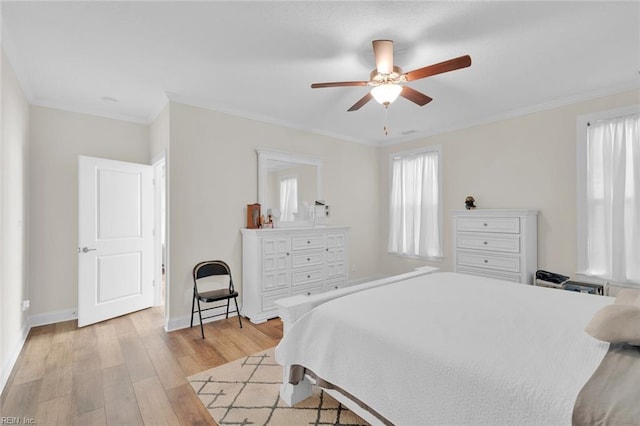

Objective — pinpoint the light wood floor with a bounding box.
[0,307,283,425]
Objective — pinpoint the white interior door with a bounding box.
[78,155,154,327]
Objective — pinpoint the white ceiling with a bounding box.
[2,1,639,145]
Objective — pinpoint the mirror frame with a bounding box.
[257,149,323,223]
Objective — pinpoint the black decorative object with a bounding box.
[465,196,476,210]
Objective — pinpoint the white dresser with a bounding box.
[452,209,538,284]
[240,226,349,323]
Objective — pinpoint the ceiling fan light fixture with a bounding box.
[371,84,402,106]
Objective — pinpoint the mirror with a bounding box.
[257,149,322,226]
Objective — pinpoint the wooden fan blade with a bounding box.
[404,55,471,81]
[400,86,433,106]
[372,40,394,75]
[347,93,373,111]
[311,81,369,89]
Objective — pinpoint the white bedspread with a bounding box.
[275,272,612,426]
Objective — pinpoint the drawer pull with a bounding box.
[484,259,489,263]
[326,248,329,251]
[307,257,310,261]
[307,292,311,296]
[483,241,488,245]
[307,275,311,278]
[483,223,488,227]
[286,252,290,256]
[334,285,338,289]
[307,240,311,244]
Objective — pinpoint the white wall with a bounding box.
[166,102,380,327]
[150,103,169,159]
[378,89,640,279]
[28,106,150,321]
[1,50,30,392]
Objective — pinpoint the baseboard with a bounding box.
[1,322,30,396]
[28,308,78,328]
[166,305,241,332]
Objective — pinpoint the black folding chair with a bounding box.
[190,260,242,339]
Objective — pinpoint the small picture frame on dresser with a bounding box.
[246,203,261,229]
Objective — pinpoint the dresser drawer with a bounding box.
[327,262,346,279]
[291,234,325,251]
[327,247,345,263]
[292,282,325,297]
[457,232,520,253]
[262,237,290,255]
[457,251,521,273]
[291,250,325,268]
[262,270,289,291]
[457,217,520,234]
[292,267,325,286]
[457,266,522,283]
[326,233,346,249]
[325,278,348,291]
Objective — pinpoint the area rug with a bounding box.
[188,347,369,425]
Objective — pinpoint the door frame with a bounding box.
[152,151,169,330]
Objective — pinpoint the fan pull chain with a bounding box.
[383,106,390,136]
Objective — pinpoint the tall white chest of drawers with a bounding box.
[240,226,349,323]
[452,209,538,284]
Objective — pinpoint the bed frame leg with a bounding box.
[280,380,312,406]
[279,365,312,406]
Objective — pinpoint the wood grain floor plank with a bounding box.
[95,322,125,369]
[119,334,158,384]
[102,364,143,425]
[1,379,42,420]
[110,314,137,338]
[141,331,187,390]
[12,330,52,385]
[39,342,73,402]
[158,328,197,358]
[3,306,283,425]
[35,394,72,425]
[72,326,100,374]
[165,383,215,426]
[52,320,77,345]
[72,368,104,416]
[73,407,106,426]
[133,376,180,425]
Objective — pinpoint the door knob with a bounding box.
[81,247,96,253]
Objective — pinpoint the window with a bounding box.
[279,176,298,222]
[388,146,443,259]
[577,106,640,285]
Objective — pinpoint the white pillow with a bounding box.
[585,304,640,346]
[614,289,640,306]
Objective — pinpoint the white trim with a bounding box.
[28,308,78,328]
[576,104,640,279]
[30,99,148,124]
[147,96,169,124]
[166,93,366,145]
[152,155,166,309]
[0,322,30,395]
[378,83,640,147]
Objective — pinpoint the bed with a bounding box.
[274,271,640,425]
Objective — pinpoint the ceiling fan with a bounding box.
[311,40,471,112]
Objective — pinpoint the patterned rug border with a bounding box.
[188,347,369,426]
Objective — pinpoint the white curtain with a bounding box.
[586,112,640,284]
[280,177,298,222]
[388,151,441,258]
